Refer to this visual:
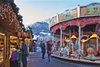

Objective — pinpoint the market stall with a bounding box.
[10,36,18,54]
[0,33,6,67]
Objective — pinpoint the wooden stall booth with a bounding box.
[0,1,22,67]
[0,33,6,67]
[10,36,18,55]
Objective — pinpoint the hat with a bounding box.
[12,48,17,51]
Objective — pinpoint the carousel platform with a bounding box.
[51,52,100,66]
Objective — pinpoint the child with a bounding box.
[10,48,18,67]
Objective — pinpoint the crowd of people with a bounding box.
[40,40,53,62]
[10,40,29,67]
[10,39,54,67]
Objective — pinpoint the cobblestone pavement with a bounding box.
[27,52,99,67]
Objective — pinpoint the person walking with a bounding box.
[40,41,46,59]
[47,40,53,62]
[10,47,18,67]
[21,40,28,67]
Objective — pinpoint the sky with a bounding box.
[15,0,100,25]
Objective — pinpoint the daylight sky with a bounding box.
[15,0,100,25]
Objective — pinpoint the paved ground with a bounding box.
[27,52,99,67]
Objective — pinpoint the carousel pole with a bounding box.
[78,24,81,51]
[90,33,99,51]
[77,4,81,53]
[52,32,54,42]
[60,27,63,48]
[52,32,55,51]
[96,37,99,51]
[57,14,63,48]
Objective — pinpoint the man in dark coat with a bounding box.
[40,41,46,59]
[47,40,53,62]
[21,40,28,67]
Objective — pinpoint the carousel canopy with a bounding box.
[50,3,100,33]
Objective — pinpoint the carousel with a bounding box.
[50,3,100,59]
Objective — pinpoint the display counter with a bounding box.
[10,36,18,54]
[0,33,6,67]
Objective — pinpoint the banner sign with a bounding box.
[59,8,77,22]
[49,16,58,27]
[49,3,100,27]
[81,3,100,16]
[49,8,77,27]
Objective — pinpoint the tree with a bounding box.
[17,14,23,22]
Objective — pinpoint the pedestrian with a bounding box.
[21,40,28,67]
[16,45,22,67]
[46,40,53,62]
[40,41,46,59]
[10,47,18,67]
